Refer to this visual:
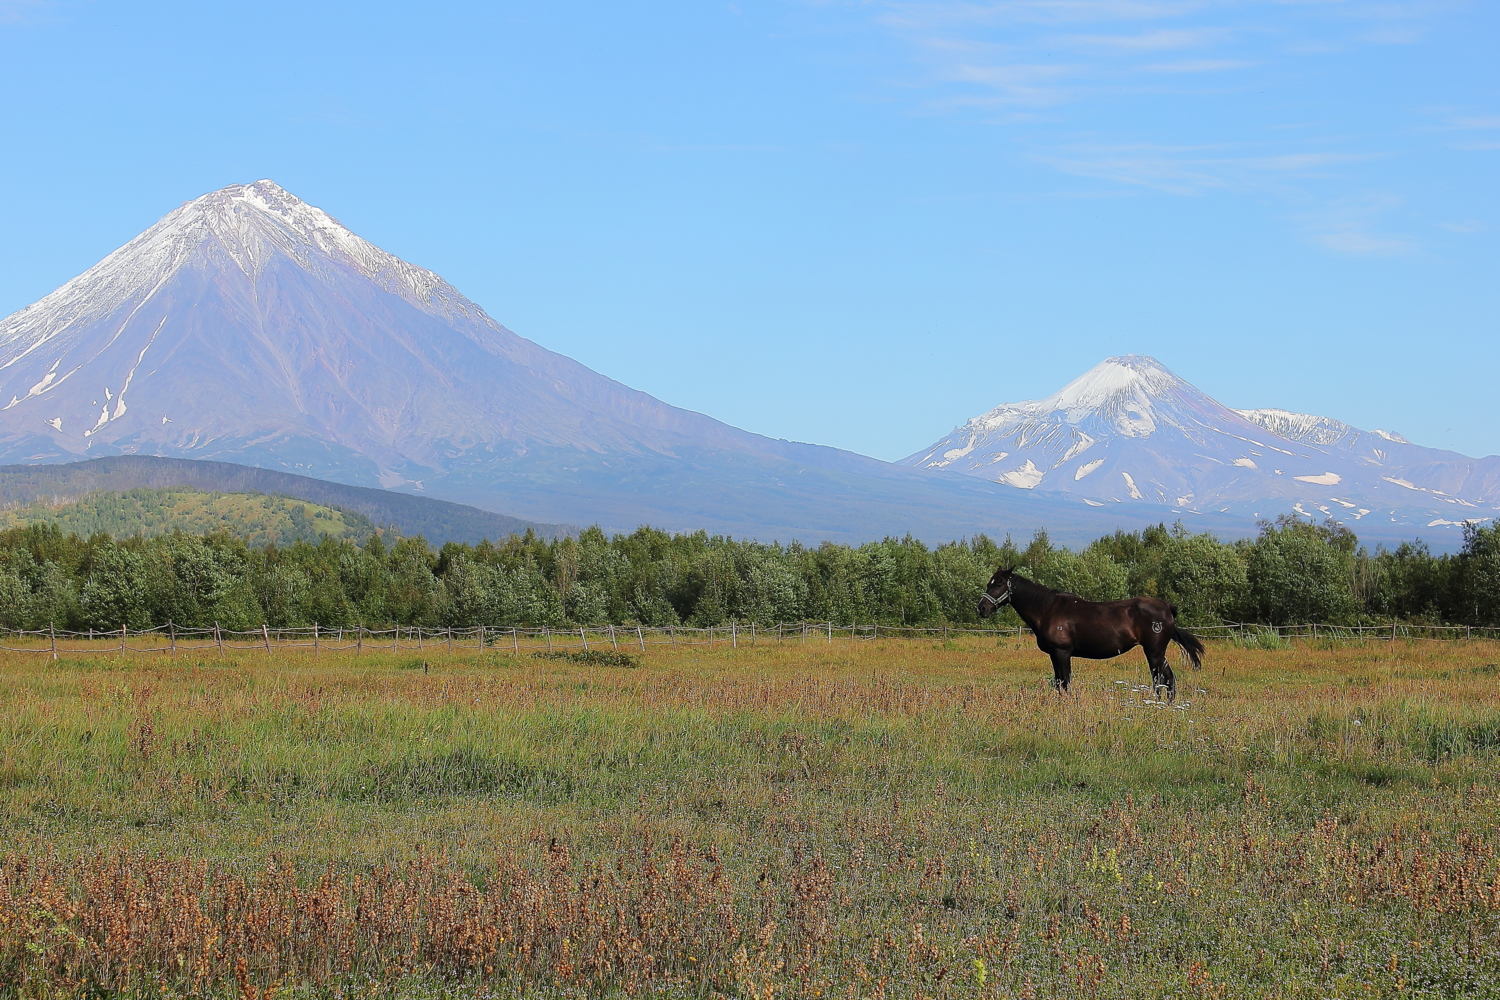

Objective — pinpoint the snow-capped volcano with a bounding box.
[0,180,673,479]
[904,356,1500,534]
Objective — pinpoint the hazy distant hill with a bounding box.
[0,487,376,548]
[0,456,572,546]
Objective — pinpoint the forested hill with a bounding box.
[0,515,1497,633]
[0,489,376,548]
[0,456,573,545]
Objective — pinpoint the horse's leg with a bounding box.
[1146,645,1176,703]
[1049,650,1074,696]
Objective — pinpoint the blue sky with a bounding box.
[0,0,1495,461]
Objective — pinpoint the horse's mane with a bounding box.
[1009,571,1063,603]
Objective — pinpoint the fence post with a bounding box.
[169,621,176,658]
[262,624,273,655]
[314,623,320,657]
[417,627,423,651]
[357,626,363,655]
[512,628,519,654]
[709,626,714,649]
[636,625,645,652]
[751,621,756,646]
[670,624,677,648]
[732,624,738,649]
[827,622,832,643]
[609,625,618,650]
[447,627,453,654]
[546,627,553,653]
[214,622,224,657]
[119,624,126,658]
[49,623,57,661]
[393,627,399,652]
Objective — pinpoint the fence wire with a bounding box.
[0,619,1497,658]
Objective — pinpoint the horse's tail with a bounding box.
[1171,623,1205,671]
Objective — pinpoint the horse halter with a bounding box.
[978,577,1013,612]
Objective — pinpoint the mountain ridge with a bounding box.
[903,355,1500,536]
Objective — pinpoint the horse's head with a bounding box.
[978,566,1015,619]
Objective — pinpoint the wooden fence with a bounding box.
[1,619,1498,659]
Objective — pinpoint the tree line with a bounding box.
[0,515,1497,633]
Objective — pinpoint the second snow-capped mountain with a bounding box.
[903,355,1500,534]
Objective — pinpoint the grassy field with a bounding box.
[1,634,1498,998]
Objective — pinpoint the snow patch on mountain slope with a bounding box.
[1234,408,1357,445]
[999,460,1044,489]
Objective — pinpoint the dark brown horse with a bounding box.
[977,567,1204,701]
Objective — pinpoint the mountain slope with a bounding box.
[0,487,377,548]
[0,456,571,546]
[904,356,1500,537]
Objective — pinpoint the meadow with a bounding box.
[1,633,1498,998]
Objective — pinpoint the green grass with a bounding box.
[1,636,1499,997]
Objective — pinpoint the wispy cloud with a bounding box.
[870,0,1451,109]
[1302,195,1415,256]
[1137,58,1253,72]
[0,0,47,24]
[1427,110,1500,150]
[940,60,1085,106]
[1035,143,1377,194]
[1054,27,1226,50]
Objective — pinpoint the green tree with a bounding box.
[79,540,153,631]
[1452,523,1500,625]
[1246,517,1358,624]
